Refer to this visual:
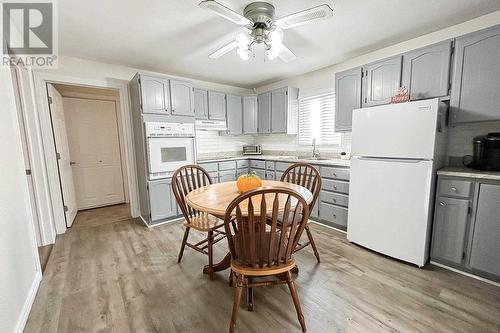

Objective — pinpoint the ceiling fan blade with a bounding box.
[278,44,297,63]
[274,4,333,30]
[199,0,252,26]
[209,40,238,59]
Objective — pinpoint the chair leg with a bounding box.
[230,273,244,333]
[285,271,306,332]
[207,230,214,280]
[305,225,320,263]
[177,227,190,263]
[247,277,254,311]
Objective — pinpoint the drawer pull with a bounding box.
[450,187,457,192]
[333,185,337,190]
[439,202,445,206]
[333,198,337,203]
[332,214,337,219]
[333,173,337,177]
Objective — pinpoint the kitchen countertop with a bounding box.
[197,155,351,167]
[437,167,500,181]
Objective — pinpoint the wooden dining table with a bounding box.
[185,180,313,276]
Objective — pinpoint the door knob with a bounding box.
[70,161,76,165]
[439,202,445,206]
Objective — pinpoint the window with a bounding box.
[298,92,340,146]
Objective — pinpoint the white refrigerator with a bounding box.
[347,98,447,267]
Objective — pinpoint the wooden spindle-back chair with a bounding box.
[224,188,309,333]
[172,165,225,279]
[281,163,322,262]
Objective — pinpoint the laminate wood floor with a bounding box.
[25,216,500,333]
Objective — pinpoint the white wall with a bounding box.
[0,67,41,333]
[196,130,255,156]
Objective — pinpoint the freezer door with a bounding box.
[351,99,440,159]
[347,156,435,267]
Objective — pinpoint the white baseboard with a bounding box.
[430,261,500,287]
[13,270,42,333]
[310,220,347,234]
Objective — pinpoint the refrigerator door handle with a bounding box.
[356,156,428,163]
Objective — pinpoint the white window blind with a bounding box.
[298,92,341,146]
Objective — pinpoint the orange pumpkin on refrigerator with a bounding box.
[236,171,262,193]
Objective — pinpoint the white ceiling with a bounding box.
[59,0,500,88]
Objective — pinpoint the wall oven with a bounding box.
[145,122,196,179]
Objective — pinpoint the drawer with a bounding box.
[320,202,348,228]
[266,161,275,170]
[275,171,284,181]
[266,171,275,180]
[252,169,266,179]
[250,160,266,169]
[275,161,292,172]
[321,191,349,207]
[236,159,248,168]
[218,160,236,171]
[322,179,349,194]
[310,201,319,219]
[321,166,350,180]
[219,170,236,182]
[199,162,218,173]
[439,179,472,198]
[208,171,218,183]
[237,168,248,177]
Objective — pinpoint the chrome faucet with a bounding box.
[311,138,320,159]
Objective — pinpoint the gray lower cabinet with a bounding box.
[270,88,287,133]
[169,80,194,116]
[450,25,500,124]
[363,55,402,107]
[265,171,275,180]
[257,92,271,134]
[243,96,258,134]
[149,179,177,222]
[469,184,500,277]
[402,40,452,100]
[208,91,226,120]
[335,67,362,132]
[226,95,243,135]
[140,75,170,114]
[194,88,208,119]
[318,166,350,230]
[431,196,469,264]
[251,168,266,179]
[219,170,236,182]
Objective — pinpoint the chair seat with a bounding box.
[269,212,306,226]
[231,258,296,276]
[184,213,224,231]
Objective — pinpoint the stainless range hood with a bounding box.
[195,119,227,131]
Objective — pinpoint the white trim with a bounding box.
[13,270,42,333]
[32,71,140,237]
[140,216,184,228]
[430,261,500,287]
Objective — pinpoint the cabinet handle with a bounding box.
[439,202,445,206]
[332,198,337,203]
[333,173,337,178]
[332,214,337,219]
[333,185,337,190]
[450,187,457,192]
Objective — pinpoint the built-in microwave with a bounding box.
[145,122,196,179]
[243,144,262,155]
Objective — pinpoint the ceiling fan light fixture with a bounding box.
[237,47,250,60]
[268,26,283,47]
[236,30,251,49]
[266,45,279,60]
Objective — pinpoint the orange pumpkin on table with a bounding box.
[236,171,262,193]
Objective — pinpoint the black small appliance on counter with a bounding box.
[467,133,500,171]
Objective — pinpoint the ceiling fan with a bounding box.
[199,1,334,62]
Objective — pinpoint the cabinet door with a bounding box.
[226,95,243,135]
[140,75,170,114]
[258,92,271,133]
[431,196,469,265]
[469,184,500,277]
[149,179,177,222]
[243,96,258,134]
[271,88,287,133]
[450,26,500,124]
[208,91,226,120]
[194,88,208,119]
[170,80,194,116]
[363,56,402,107]
[402,40,452,100]
[335,67,362,131]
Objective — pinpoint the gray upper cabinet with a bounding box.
[363,55,402,107]
[208,91,226,120]
[170,80,194,117]
[194,88,208,119]
[226,94,243,135]
[271,88,287,133]
[431,196,469,265]
[149,179,177,222]
[469,184,500,277]
[243,96,258,134]
[450,25,500,124]
[402,40,452,100]
[335,67,362,132]
[258,92,271,134]
[140,75,170,114]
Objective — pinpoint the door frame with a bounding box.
[32,71,139,237]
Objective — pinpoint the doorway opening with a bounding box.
[47,83,131,228]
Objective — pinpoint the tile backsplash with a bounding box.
[196,130,254,155]
[446,121,500,158]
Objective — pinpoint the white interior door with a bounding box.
[64,98,125,209]
[47,84,78,227]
